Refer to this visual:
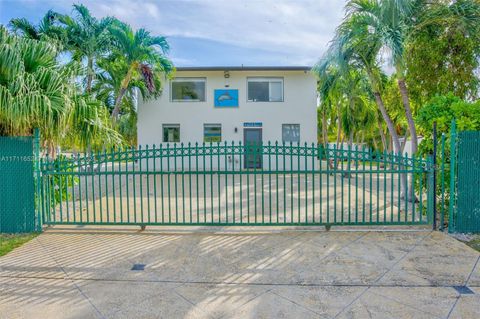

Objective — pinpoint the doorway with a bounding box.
[243,128,262,169]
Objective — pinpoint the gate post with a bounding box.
[432,122,437,230]
[448,120,457,233]
[427,155,435,226]
[33,128,43,232]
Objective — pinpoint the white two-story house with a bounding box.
[138,66,317,144]
[137,66,317,168]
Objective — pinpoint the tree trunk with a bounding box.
[373,91,410,199]
[330,109,342,169]
[372,136,378,150]
[343,131,354,178]
[400,130,409,154]
[373,92,401,152]
[47,140,56,159]
[398,79,418,202]
[111,87,127,120]
[321,111,328,149]
[86,57,93,93]
[111,63,136,121]
[378,118,387,152]
[397,78,418,154]
[335,108,342,149]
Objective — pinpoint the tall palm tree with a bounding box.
[345,0,419,154]
[57,4,115,92]
[108,22,174,120]
[333,12,403,154]
[93,56,135,114]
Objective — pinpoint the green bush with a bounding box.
[416,94,480,225]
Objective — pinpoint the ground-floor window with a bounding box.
[282,124,300,143]
[204,124,222,142]
[163,124,180,142]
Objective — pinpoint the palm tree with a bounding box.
[314,57,376,171]
[316,68,337,149]
[344,0,419,154]
[66,95,122,151]
[108,22,174,120]
[332,11,403,155]
[9,10,66,49]
[0,26,120,156]
[57,4,115,92]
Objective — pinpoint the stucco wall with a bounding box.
[137,69,317,146]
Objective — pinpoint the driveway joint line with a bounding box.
[331,231,432,318]
[446,294,461,319]
[465,255,480,286]
[268,288,329,318]
[368,288,448,319]
[34,237,107,319]
[372,231,432,284]
[3,274,480,289]
[333,286,370,318]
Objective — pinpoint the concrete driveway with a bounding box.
[1,228,479,319]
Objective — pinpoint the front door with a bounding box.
[244,128,262,169]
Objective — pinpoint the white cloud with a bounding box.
[81,0,345,65]
[6,0,346,65]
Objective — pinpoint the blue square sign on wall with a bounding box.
[214,89,239,107]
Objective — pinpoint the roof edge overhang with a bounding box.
[175,66,311,72]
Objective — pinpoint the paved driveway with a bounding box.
[1,228,479,319]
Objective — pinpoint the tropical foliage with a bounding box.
[2,4,174,154]
[315,0,480,156]
[0,26,120,155]
[108,22,174,119]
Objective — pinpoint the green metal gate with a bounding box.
[449,129,480,233]
[38,142,434,227]
[0,134,38,233]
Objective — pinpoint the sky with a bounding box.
[0,0,346,67]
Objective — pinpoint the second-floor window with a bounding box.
[171,78,206,102]
[247,77,284,102]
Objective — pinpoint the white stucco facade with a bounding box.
[137,67,317,146]
[137,67,317,170]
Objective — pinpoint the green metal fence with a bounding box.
[0,133,38,233]
[448,123,480,233]
[38,142,434,227]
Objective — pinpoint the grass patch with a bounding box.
[0,233,39,257]
[466,236,480,253]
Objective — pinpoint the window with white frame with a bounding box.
[247,77,284,102]
[163,124,180,142]
[171,78,206,101]
[203,124,222,143]
[282,124,300,143]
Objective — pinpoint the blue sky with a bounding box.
[0,0,345,67]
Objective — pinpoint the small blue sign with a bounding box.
[243,122,263,127]
[214,89,238,107]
